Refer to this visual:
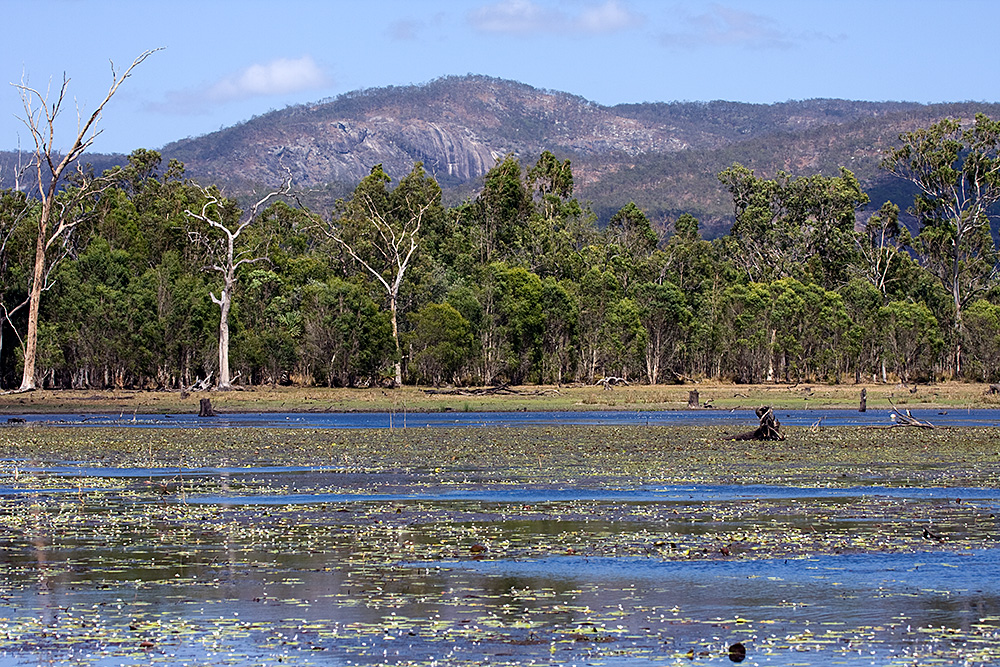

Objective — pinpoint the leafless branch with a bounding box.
[12,49,162,196]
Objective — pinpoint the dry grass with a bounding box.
[0,381,997,415]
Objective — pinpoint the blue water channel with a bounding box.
[5,407,1000,428]
[2,408,999,665]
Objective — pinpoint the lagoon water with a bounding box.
[7,406,1000,428]
[1,413,999,665]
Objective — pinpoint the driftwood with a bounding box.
[671,370,696,384]
[888,399,934,428]
[423,384,560,397]
[186,372,213,393]
[595,376,629,390]
[733,406,785,441]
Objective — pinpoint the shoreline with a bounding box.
[1,381,998,415]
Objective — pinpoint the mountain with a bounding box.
[8,76,1000,236]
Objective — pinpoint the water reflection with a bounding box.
[1,469,999,665]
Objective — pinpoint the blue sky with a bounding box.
[3,0,999,155]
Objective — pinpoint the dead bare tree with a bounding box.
[185,180,290,390]
[314,164,437,387]
[10,49,159,392]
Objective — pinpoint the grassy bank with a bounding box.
[2,381,999,414]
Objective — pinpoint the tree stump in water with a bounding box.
[199,398,216,417]
[687,389,700,409]
[733,406,784,441]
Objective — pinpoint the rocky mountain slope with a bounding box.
[7,76,1000,234]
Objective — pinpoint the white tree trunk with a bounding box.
[216,287,232,390]
[18,227,48,391]
[390,293,402,387]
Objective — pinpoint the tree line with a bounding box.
[2,61,1000,390]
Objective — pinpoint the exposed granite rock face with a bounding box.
[146,75,998,229]
[162,76,716,187]
[171,116,502,187]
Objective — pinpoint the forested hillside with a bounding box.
[6,77,997,236]
[3,105,1000,390]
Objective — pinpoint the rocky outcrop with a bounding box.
[148,75,1000,228]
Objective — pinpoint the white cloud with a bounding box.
[469,0,641,35]
[469,0,554,33]
[660,3,821,50]
[151,55,330,115]
[206,56,329,102]
[577,1,641,34]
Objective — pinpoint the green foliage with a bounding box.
[882,114,1000,374]
[8,124,1000,388]
[879,300,944,382]
[299,278,394,387]
[607,202,659,259]
[961,300,1000,382]
[719,163,868,288]
[407,303,474,385]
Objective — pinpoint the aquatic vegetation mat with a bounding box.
[0,424,998,665]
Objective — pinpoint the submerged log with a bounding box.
[733,406,785,441]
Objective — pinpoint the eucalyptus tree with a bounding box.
[527,150,573,220]
[407,302,473,385]
[575,267,621,382]
[318,163,440,387]
[660,213,712,292]
[474,263,543,384]
[539,278,577,384]
[881,114,1000,374]
[962,300,1000,381]
[607,202,658,259]
[854,201,907,299]
[634,281,690,384]
[471,156,531,264]
[0,187,34,381]
[718,163,868,288]
[879,300,944,383]
[299,277,394,387]
[185,180,290,390]
[11,49,159,391]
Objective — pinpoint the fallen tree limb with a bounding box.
[887,399,934,428]
[595,376,629,390]
[423,384,562,397]
[733,406,785,441]
[186,372,213,393]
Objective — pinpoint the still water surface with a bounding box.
[1,459,998,666]
[1,410,999,665]
[8,407,1000,428]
